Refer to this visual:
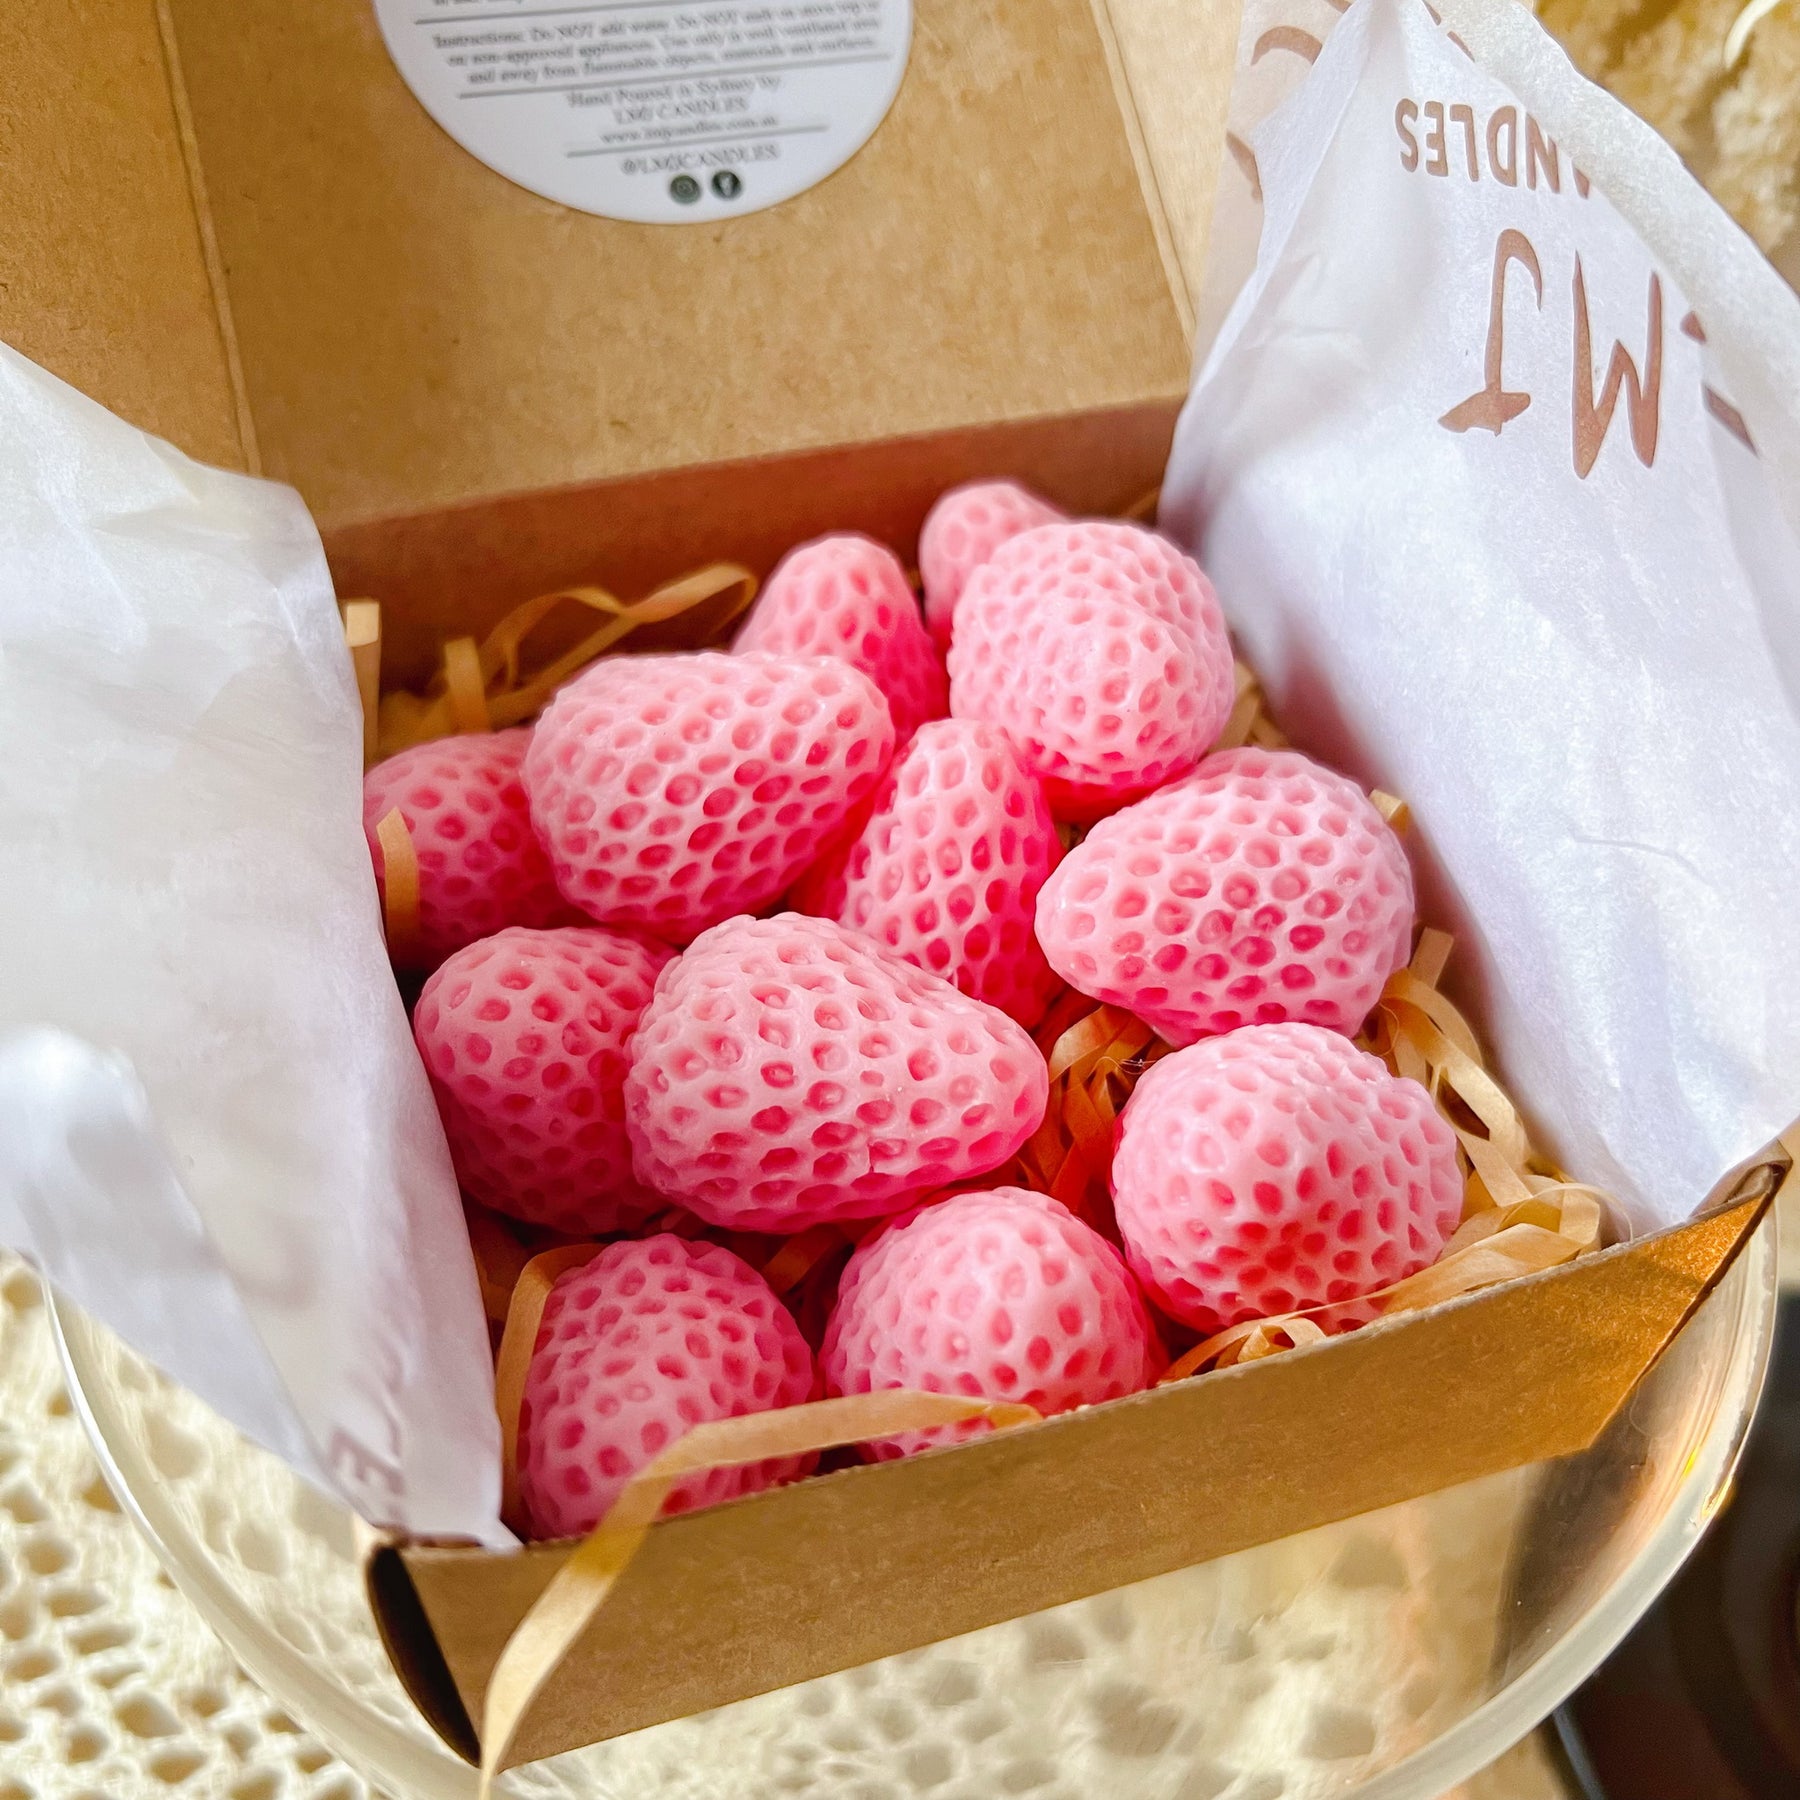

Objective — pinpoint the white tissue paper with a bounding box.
[0,349,504,1543]
[1163,0,1800,1233]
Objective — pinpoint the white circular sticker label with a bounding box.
[375,0,912,224]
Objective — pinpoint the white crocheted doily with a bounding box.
[0,1259,375,1800]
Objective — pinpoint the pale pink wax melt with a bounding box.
[517,1236,818,1538]
[523,651,894,944]
[363,728,580,969]
[947,521,1236,821]
[791,718,1064,1027]
[413,924,672,1235]
[822,1187,1164,1459]
[1036,746,1416,1045]
[624,914,1049,1234]
[1111,1024,1462,1337]
[734,533,948,744]
[918,479,1064,650]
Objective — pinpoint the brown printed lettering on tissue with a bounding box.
[1228,132,1263,203]
[1440,240,1755,469]
[1526,116,1558,192]
[1440,233,1666,475]
[1252,25,1323,63]
[1704,390,1757,451]
[1396,100,1419,171]
[1487,107,1518,186]
[1449,104,1480,178]
[1401,79,1757,474]
[1681,311,1758,453]
[1439,230,1543,434]
[1422,101,1450,175]
[1396,101,1585,194]
[1572,259,1662,476]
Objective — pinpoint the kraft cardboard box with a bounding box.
[0,0,1783,1773]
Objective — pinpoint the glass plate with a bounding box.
[52,1219,1775,1800]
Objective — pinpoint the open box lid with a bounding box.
[0,0,1240,533]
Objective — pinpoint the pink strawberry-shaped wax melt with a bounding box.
[791,719,1064,1027]
[363,729,579,968]
[1036,746,1415,1044]
[988,520,1233,661]
[414,925,672,1235]
[1111,1023,1462,1337]
[822,1187,1164,1458]
[517,1235,818,1538]
[524,651,894,944]
[625,914,1049,1233]
[735,534,947,743]
[918,479,1064,650]
[947,521,1235,820]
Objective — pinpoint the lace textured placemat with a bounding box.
[0,1259,379,1800]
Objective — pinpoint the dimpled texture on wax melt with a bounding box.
[918,480,1064,649]
[363,729,578,968]
[518,1235,818,1538]
[1111,1024,1462,1336]
[625,914,1049,1233]
[735,534,948,743]
[986,521,1234,675]
[791,720,1064,1027]
[947,524,1235,821]
[1036,746,1415,1045]
[524,651,895,943]
[822,1187,1164,1459]
[414,925,673,1234]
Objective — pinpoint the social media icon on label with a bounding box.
[669,174,702,204]
[711,169,743,200]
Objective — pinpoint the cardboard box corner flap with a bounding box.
[377,1173,1775,1769]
